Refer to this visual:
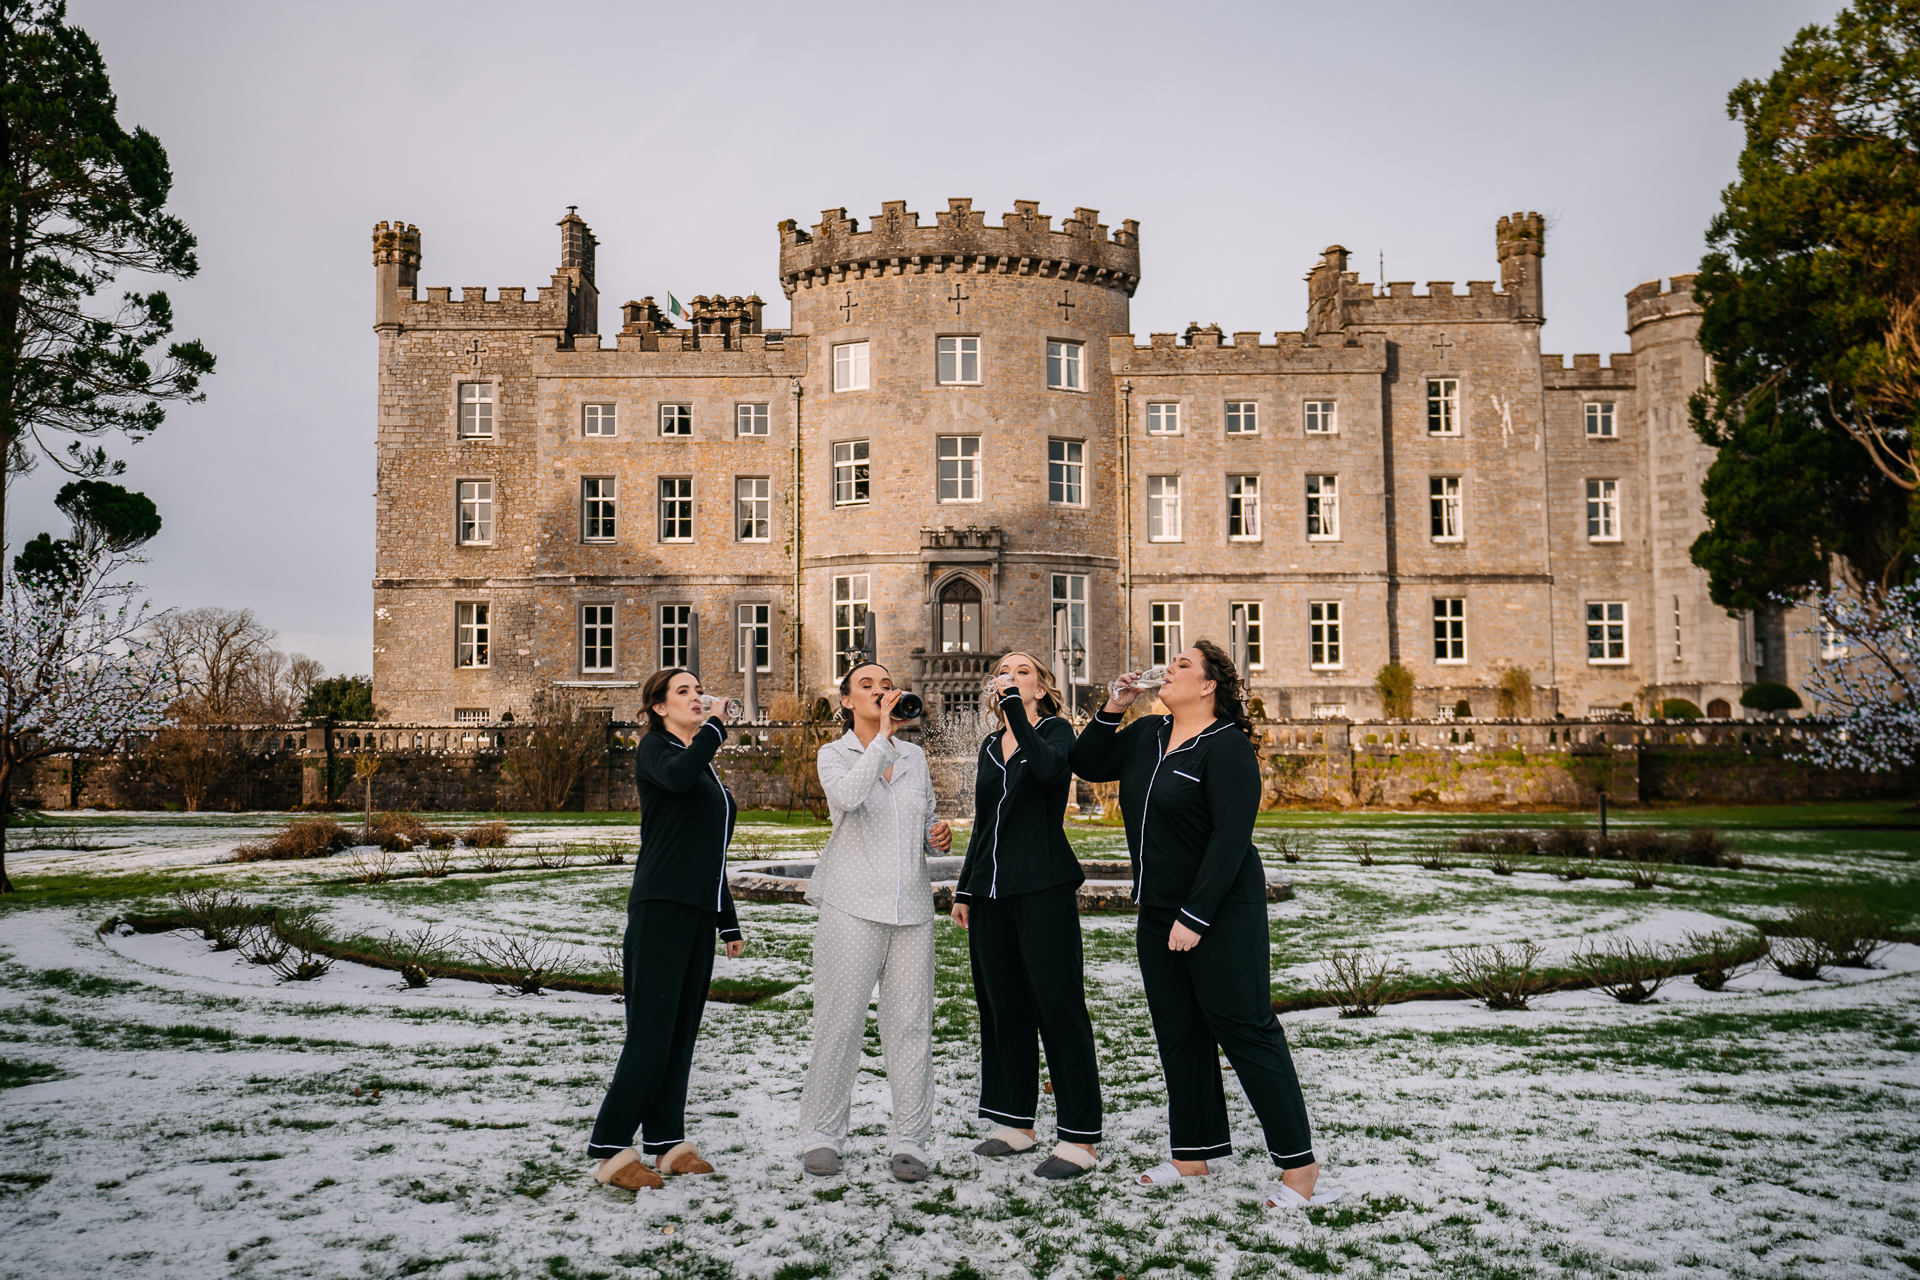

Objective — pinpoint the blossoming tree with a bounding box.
[1796,571,1920,774]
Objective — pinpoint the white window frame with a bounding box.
[457,480,492,545]
[582,403,617,437]
[832,440,870,507]
[1231,601,1264,670]
[457,381,494,439]
[1228,475,1261,541]
[1048,439,1084,506]
[1427,378,1460,436]
[1586,479,1621,542]
[735,403,769,437]
[937,436,981,503]
[1147,475,1182,542]
[937,336,981,385]
[1047,340,1083,391]
[1052,574,1089,684]
[1308,601,1343,670]
[455,602,490,669]
[1430,475,1462,542]
[658,403,693,437]
[1673,595,1683,660]
[735,476,771,542]
[580,604,615,673]
[582,476,616,543]
[1304,400,1337,435]
[737,602,771,673]
[1146,402,1181,435]
[1225,401,1258,436]
[1585,401,1617,438]
[453,707,490,724]
[659,604,692,669]
[833,574,870,678]
[1433,597,1466,664]
[1586,601,1629,664]
[1149,601,1183,667]
[833,341,870,392]
[1306,474,1340,540]
[658,476,693,542]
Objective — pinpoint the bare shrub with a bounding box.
[1777,900,1890,971]
[1542,828,1590,859]
[269,908,334,982]
[1418,847,1452,871]
[568,840,626,865]
[172,889,258,949]
[467,933,573,995]
[1349,838,1376,867]
[230,815,352,862]
[412,845,455,878]
[501,688,609,811]
[369,811,429,852]
[1445,941,1547,1011]
[1570,936,1679,1003]
[1686,928,1764,991]
[374,926,462,989]
[463,821,511,849]
[1768,932,1828,981]
[528,845,574,870]
[1314,948,1402,1017]
[470,847,512,873]
[1619,839,1672,890]
[234,918,288,967]
[1266,833,1309,865]
[346,846,400,885]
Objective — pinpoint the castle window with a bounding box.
[1053,574,1088,682]
[659,404,693,436]
[1429,476,1462,541]
[832,440,870,506]
[1231,601,1263,669]
[736,403,769,436]
[659,605,692,669]
[455,602,489,668]
[1585,402,1616,437]
[834,342,870,392]
[1146,403,1180,435]
[938,436,980,502]
[1047,340,1082,391]
[458,382,493,438]
[1048,439,1084,505]
[1308,601,1342,669]
[737,603,771,673]
[1433,598,1466,663]
[582,477,616,542]
[1586,479,1620,541]
[453,708,489,724]
[1306,474,1339,540]
[938,336,980,385]
[1674,595,1683,660]
[1304,400,1337,434]
[583,403,616,437]
[1226,402,1258,435]
[1147,475,1181,542]
[939,578,981,654]
[1586,601,1628,663]
[736,477,771,541]
[659,477,693,542]
[1150,601,1183,666]
[581,605,615,673]
[1426,379,1459,435]
[833,575,870,677]
[1228,475,1260,540]
[457,480,493,544]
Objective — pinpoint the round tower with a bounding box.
[778,198,1141,715]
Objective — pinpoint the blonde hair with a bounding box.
[990,651,1063,727]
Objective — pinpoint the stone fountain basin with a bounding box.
[728,857,1292,913]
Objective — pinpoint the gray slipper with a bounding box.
[891,1153,928,1182]
[973,1138,1019,1157]
[802,1147,841,1177]
[972,1126,1037,1158]
[1033,1141,1097,1180]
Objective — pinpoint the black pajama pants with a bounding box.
[588,899,717,1159]
[968,882,1104,1143]
[1137,901,1316,1169]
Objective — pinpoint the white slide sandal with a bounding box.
[1265,1181,1346,1208]
[1138,1161,1207,1186]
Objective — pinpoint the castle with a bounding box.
[368,199,1801,725]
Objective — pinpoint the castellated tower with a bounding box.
[779,199,1140,712]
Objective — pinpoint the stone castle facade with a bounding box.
[369,199,1801,724]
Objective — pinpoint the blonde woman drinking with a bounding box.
[951,652,1102,1180]
[799,663,953,1182]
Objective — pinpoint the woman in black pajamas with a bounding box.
[951,651,1102,1180]
[1071,639,1343,1209]
[588,667,745,1192]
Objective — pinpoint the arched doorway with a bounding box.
[1706,698,1731,719]
[939,578,982,652]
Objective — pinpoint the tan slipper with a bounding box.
[657,1142,714,1175]
[593,1148,664,1191]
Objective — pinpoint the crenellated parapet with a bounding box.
[1110,328,1387,376]
[776,197,1141,300]
[1541,351,1635,390]
[1625,274,1701,334]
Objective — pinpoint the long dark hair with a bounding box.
[1191,638,1255,739]
[838,662,888,730]
[641,667,694,735]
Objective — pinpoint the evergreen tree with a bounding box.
[299,675,374,722]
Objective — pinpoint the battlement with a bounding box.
[372,221,420,268]
[1496,211,1545,261]
[777,197,1140,299]
[614,294,776,352]
[1541,351,1635,388]
[379,211,601,338]
[1626,273,1702,333]
[1111,329,1385,376]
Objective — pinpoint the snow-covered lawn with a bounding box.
[0,810,1915,1278]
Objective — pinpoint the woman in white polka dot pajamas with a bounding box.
[798,662,953,1182]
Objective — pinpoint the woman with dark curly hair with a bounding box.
[1070,640,1343,1209]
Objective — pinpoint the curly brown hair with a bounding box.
[1190,638,1255,739]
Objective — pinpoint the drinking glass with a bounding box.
[700,694,744,721]
[1109,666,1171,701]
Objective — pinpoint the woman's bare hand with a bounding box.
[950,903,970,930]
[1168,921,1201,952]
[928,820,952,852]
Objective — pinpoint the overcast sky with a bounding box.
[16,0,1840,677]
